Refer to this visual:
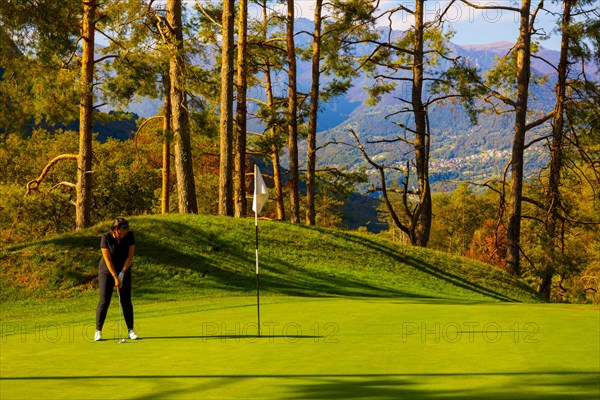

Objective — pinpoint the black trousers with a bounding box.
[96,270,134,331]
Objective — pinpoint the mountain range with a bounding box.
[122,21,597,193]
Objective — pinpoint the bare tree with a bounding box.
[354,0,475,246]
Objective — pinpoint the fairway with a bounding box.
[1,296,599,399]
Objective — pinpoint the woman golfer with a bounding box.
[94,217,138,341]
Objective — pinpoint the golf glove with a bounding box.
[118,271,124,282]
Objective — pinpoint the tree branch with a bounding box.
[530,53,559,74]
[524,134,551,150]
[367,136,413,146]
[194,0,222,28]
[51,182,77,191]
[95,54,118,64]
[368,187,418,195]
[459,0,519,13]
[95,27,126,50]
[348,127,411,236]
[446,178,506,195]
[525,111,554,131]
[25,154,78,195]
[316,139,354,152]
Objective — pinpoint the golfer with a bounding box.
[94,218,138,341]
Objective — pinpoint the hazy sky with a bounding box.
[258,0,564,50]
[415,0,563,50]
[182,0,569,50]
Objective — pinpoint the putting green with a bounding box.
[1,297,599,399]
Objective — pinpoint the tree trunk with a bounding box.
[286,0,300,223]
[234,0,248,218]
[506,0,532,276]
[271,148,285,220]
[412,0,432,246]
[264,65,285,221]
[219,0,235,216]
[540,0,572,299]
[260,0,284,220]
[305,0,323,226]
[167,0,198,214]
[76,0,95,230]
[161,72,172,214]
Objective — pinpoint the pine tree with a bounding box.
[286,0,300,223]
[75,0,96,229]
[165,0,198,214]
[218,0,235,216]
[234,0,249,218]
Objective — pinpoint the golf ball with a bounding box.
[120,339,126,343]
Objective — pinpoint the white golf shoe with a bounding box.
[94,331,102,341]
[128,330,138,340]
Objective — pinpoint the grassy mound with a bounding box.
[1,214,540,308]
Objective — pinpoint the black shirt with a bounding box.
[98,231,135,274]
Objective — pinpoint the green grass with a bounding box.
[1,297,599,399]
[1,214,540,309]
[1,215,598,399]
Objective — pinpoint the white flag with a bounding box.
[252,165,269,214]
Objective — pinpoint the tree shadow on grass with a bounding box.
[2,234,99,253]
[132,221,256,292]
[133,220,430,299]
[284,372,600,400]
[313,227,537,302]
[258,256,433,299]
[2,372,598,400]
[11,218,539,302]
[140,334,324,341]
[132,219,532,302]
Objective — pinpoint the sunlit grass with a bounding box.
[1,214,540,317]
[1,297,598,399]
[2,215,598,399]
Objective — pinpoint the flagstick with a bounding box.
[255,208,261,337]
[253,163,268,338]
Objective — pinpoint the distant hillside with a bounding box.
[106,21,594,191]
[14,111,138,142]
[313,101,550,191]
[123,36,562,191]
[304,38,569,190]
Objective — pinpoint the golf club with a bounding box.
[118,290,125,343]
